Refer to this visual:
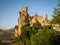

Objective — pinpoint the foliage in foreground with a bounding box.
[31,29,60,45]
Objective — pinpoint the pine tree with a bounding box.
[52,0,60,25]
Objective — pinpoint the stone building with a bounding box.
[30,13,51,26]
[15,6,51,37]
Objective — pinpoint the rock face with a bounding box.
[15,6,29,37]
[15,6,51,37]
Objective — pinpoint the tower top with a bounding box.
[46,14,48,18]
[22,6,28,15]
[22,6,28,9]
[34,13,38,17]
[45,14,48,21]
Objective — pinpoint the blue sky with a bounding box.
[0,0,58,29]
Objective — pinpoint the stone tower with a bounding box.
[22,6,28,15]
[45,14,48,22]
[18,6,28,37]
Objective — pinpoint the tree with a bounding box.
[31,29,54,45]
[49,35,60,45]
[42,25,53,30]
[31,25,60,45]
[20,20,41,45]
[20,25,32,45]
[52,0,60,25]
[32,21,41,34]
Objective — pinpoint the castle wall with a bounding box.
[30,14,50,26]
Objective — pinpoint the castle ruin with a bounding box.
[15,6,51,37]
